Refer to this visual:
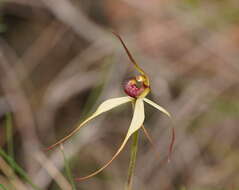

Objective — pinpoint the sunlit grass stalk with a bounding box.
[126,130,139,190]
[6,113,14,161]
[0,148,41,190]
[60,144,77,190]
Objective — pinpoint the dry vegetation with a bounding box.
[0,0,239,189]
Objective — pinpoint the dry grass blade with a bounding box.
[34,152,72,190]
[0,156,27,190]
[0,148,40,190]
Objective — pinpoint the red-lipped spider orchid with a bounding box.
[46,32,174,181]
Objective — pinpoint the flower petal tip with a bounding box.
[143,98,171,118]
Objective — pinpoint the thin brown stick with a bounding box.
[141,125,161,159]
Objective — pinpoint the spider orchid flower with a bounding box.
[46,32,173,180]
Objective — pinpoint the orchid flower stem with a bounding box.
[126,130,139,190]
[6,113,14,160]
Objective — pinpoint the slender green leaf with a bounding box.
[0,148,41,190]
[5,113,14,161]
[60,145,77,190]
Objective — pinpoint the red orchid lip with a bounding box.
[123,73,150,98]
[124,79,148,98]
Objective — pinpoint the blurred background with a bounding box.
[0,0,239,189]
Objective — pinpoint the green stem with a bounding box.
[6,113,14,160]
[126,130,139,190]
[60,144,77,190]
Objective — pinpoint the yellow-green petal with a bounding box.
[46,96,133,150]
[143,98,171,118]
[76,98,145,181]
[125,98,145,139]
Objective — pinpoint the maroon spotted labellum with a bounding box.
[124,78,147,98]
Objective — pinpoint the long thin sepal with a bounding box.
[112,32,149,85]
[143,98,171,118]
[167,128,175,163]
[142,125,155,150]
[141,125,161,159]
[46,96,133,151]
[76,98,145,181]
[143,98,174,161]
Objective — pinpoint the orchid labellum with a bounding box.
[47,32,174,181]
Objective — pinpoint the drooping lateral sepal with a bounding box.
[76,98,145,180]
[46,96,133,151]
